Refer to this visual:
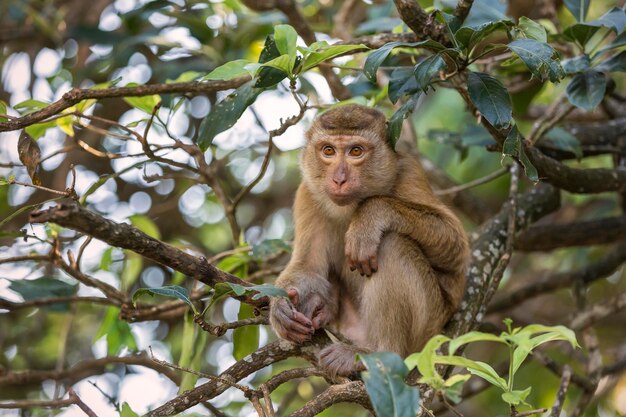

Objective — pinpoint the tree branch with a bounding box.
[515,216,626,251]
[0,78,249,132]
[28,202,266,307]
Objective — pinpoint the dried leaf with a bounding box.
[18,132,42,185]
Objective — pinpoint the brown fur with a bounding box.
[269,104,469,378]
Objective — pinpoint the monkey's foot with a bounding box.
[318,342,366,378]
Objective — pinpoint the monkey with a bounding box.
[269,104,469,378]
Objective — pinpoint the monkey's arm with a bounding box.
[270,184,339,343]
[345,196,469,277]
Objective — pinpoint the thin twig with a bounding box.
[549,365,572,417]
[435,166,509,196]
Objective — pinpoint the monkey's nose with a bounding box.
[333,177,347,186]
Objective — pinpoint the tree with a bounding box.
[0,0,625,416]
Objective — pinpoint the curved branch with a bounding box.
[286,381,371,417]
[0,353,180,387]
[28,202,266,308]
[515,216,626,251]
[145,334,326,417]
[0,77,250,132]
[489,243,626,313]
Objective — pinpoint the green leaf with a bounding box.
[196,81,262,151]
[443,374,471,404]
[436,355,508,391]
[502,125,538,182]
[260,54,292,75]
[501,387,532,406]
[388,68,419,104]
[255,35,288,88]
[596,51,626,72]
[13,99,49,114]
[9,277,77,312]
[404,334,450,389]
[274,24,298,58]
[467,72,512,128]
[508,39,565,82]
[564,24,600,47]
[541,127,583,159]
[587,7,626,34]
[362,352,421,417]
[562,55,591,74]
[123,90,161,114]
[520,324,580,349]
[25,120,56,140]
[251,239,291,258]
[563,0,590,22]
[388,93,421,148]
[129,214,161,240]
[565,70,606,111]
[121,403,140,417]
[132,285,197,314]
[100,247,114,272]
[94,307,137,355]
[517,17,547,42]
[363,40,445,82]
[448,331,507,356]
[233,303,260,360]
[455,20,512,50]
[300,44,366,73]
[121,251,143,289]
[203,59,254,81]
[414,54,447,93]
[462,0,508,28]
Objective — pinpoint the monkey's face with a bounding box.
[303,134,397,206]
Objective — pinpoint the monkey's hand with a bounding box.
[269,288,314,344]
[345,223,380,277]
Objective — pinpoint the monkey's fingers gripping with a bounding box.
[345,239,379,277]
[270,299,314,344]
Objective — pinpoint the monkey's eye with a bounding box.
[349,146,364,157]
[322,145,335,156]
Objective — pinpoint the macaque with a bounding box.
[269,104,469,377]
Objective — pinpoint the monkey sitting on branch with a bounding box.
[269,104,469,378]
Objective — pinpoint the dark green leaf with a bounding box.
[9,277,77,312]
[274,25,298,58]
[565,70,606,111]
[251,239,292,258]
[413,54,447,92]
[564,24,600,46]
[517,17,547,42]
[563,0,590,22]
[596,51,626,72]
[587,7,626,34]
[467,72,512,128]
[462,0,508,28]
[361,352,421,417]
[197,81,262,150]
[502,125,538,182]
[132,285,196,314]
[388,68,419,104]
[508,39,564,82]
[233,303,259,360]
[541,127,583,159]
[255,35,288,88]
[13,99,49,114]
[388,93,421,148]
[455,20,512,50]
[562,55,591,74]
[363,40,445,82]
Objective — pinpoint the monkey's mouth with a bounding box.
[328,192,354,206]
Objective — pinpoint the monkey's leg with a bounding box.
[361,234,450,356]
